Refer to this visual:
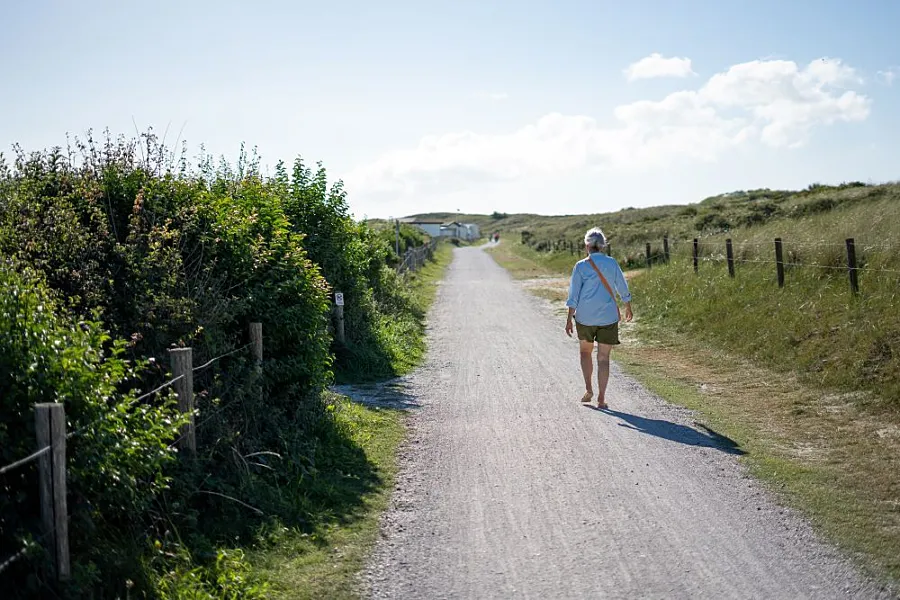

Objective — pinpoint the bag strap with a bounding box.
[586,256,621,319]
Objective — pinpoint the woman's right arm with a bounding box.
[565,265,582,335]
[566,264,583,308]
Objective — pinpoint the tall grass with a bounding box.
[486,181,900,409]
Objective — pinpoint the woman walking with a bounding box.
[564,228,633,409]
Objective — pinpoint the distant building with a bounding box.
[404,219,481,241]
[401,219,443,238]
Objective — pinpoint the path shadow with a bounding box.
[331,379,421,410]
[585,406,746,455]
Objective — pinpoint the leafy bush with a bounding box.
[694,212,731,232]
[277,159,424,380]
[0,131,437,597]
[737,201,781,227]
[0,260,183,598]
[152,548,269,600]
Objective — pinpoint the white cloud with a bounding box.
[624,53,696,81]
[876,67,898,86]
[472,91,509,101]
[344,57,870,197]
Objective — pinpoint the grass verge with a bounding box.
[489,241,900,587]
[335,241,455,383]
[487,240,577,279]
[248,396,405,599]
[407,241,454,315]
[247,243,453,598]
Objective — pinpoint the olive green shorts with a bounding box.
[575,321,620,345]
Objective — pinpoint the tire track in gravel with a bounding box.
[363,246,893,600]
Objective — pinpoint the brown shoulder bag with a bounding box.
[586,256,621,321]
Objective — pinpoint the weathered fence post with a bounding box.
[334,292,346,344]
[693,238,699,274]
[726,239,735,278]
[168,348,196,454]
[774,238,785,288]
[249,322,263,363]
[663,236,670,263]
[249,322,263,402]
[395,219,400,257]
[646,243,652,269]
[35,403,70,580]
[846,238,859,296]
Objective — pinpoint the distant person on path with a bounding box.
[564,227,633,409]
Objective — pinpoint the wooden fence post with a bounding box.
[646,243,652,269]
[35,403,70,580]
[168,348,195,454]
[249,323,263,364]
[846,238,859,296]
[249,322,263,402]
[693,238,699,274]
[663,236,670,263]
[726,239,735,278]
[334,292,346,344]
[774,238,785,288]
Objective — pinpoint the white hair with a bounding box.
[584,227,607,252]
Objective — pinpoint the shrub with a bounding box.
[694,212,731,232]
[278,158,423,380]
[0,130,439,596]
[737,201,782,227]
[0,260,183,598]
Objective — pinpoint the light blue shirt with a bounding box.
[565,253,632,326]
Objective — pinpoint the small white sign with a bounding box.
[335,293,345,306]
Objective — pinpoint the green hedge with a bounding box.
[0,132,431,598]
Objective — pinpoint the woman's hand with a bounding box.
[624,304,634,323]
[565,317,574,337]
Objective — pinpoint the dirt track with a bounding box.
[363,246,892,599]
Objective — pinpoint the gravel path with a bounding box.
[363,246,893,599]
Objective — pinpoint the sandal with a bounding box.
[597,398,609,410]
[580,391,593,403]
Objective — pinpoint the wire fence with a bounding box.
[397,239,439,274]
[523,234,900,293]
[0,331,260,581]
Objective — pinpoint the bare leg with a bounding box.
[596,344,612,407]
[579,340,594,396]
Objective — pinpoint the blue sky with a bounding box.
[2,0,899,218]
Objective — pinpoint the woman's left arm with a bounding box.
[614,264,634,322]
[614,263,632,303]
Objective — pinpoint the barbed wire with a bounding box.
[0,446,50,476]
[535,237,900,254]
[65,374,186,441]
[66,344,251,442]
[691,239,899,251]
[192,343,251,374]
[694,255,900,274]
[0,526,56,576]
[166,391,249,451]
[0,342,258,579]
